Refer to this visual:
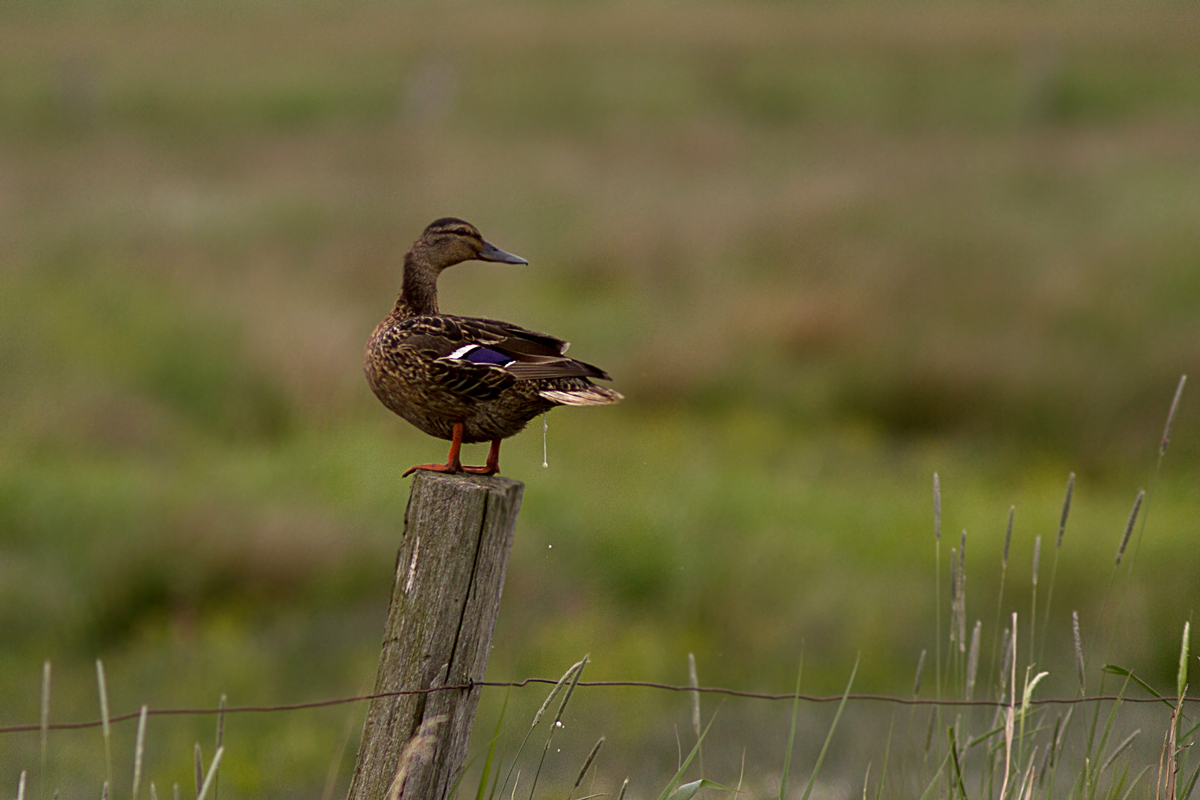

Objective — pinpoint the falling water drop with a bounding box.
[541,412,549,468]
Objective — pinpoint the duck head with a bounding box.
[414,217,528,270]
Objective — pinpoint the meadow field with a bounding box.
[3,2,1200,796]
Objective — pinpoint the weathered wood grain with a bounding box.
[346,471,524,800]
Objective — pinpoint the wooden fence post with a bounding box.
[346,471,524,800]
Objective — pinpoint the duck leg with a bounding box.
[403,422,466,477]
[461,438,502,476]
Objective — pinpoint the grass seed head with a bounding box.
[1032,536,1041,586]
[1004,506,1014,567]
[573,737,605,790]
[933,473,941,540]
[1115,490,1145,565]
[1057,474,1075,548]
[966,621,981,701]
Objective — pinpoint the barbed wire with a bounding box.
[0,678,1190,736]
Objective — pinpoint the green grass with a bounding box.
[3,1,1200,795]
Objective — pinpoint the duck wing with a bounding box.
[397,315,612,382]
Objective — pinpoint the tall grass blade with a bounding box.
[655,715,718,800]
[95,660,112,791]
[918,751,952,800]
[474,689,508,800]
[18,771,26,800]
[799,653,859,800]
[947,727,968,799]
[1102,666,1174,711]
[778,653,804,800]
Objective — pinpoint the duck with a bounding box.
[365,218,622,477]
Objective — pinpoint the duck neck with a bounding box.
[392,250,440,319]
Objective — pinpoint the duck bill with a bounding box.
[477,240,529,265]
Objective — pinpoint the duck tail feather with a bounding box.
[539,387,624,406]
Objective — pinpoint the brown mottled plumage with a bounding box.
[365,218,622,476]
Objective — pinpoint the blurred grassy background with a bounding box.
[3,1,1200,796]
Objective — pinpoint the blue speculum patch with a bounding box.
[462,346,514,366]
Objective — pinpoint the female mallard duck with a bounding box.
[365,218,622,476]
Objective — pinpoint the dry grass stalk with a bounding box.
[999,627,1013,702]
[1030,535,1041,666]
[912,649,926,698]
[1031,537,1041,587]
[1073,611,1086,694]
[194,744,203,797]
[214,695,226,800]
[1000,617,1018,800]
[616,778,629,800]
[195,747,224,800]
[688,652,701,739]
[1018,746,1039,800]
[95,660,112,791]
[39,661,50,800]
[958,531,968,653]
[132,706,148,800]
[17,771,25,800]
[1161,375,1187,456]
[933,473,942,541]
[383,715,446,800]
[1116,490,1145,565]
